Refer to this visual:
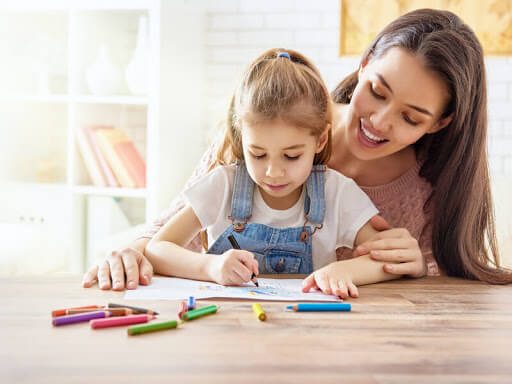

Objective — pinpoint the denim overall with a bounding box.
[207,163,326,274]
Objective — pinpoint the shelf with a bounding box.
[0,94,69,103]
[72,94,148,105]
[72,185,147,198]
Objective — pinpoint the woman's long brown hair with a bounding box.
[332,9,512,284]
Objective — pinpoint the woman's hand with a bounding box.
[356,216,427,278]
[206,249,259,286]
[82,238,154,291]
[302,261,359,299]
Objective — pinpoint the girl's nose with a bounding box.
[266,162,285,178]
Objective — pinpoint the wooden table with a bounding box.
[1,275,511,383]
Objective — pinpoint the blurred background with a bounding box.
[0,0,510,276]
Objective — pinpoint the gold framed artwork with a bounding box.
[339,0,512,55]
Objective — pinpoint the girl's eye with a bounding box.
[370,84,385,100]
[285,154,301,160]
[402,113,419,126]
[251,153,266,159]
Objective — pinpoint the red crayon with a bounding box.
[177,300,188,319]
[90,314,155,329]
[51,305,102,317]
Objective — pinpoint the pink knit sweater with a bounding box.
[140,141,439,276]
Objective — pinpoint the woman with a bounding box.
[83,8,512,290]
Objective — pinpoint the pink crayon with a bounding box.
[90,314,155,329]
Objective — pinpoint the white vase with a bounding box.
[125,16,149,95]
[86,44,121,95]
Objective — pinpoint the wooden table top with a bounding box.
[1,275,511,384]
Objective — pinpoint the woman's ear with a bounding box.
[428,113,453,134]
[358,55,371,78]
[316,126,330,153]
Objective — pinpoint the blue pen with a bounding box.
[286,303,351,312]
[187,296,196,310]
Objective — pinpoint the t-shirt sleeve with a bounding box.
[335,177,379,249]
[182,166,232,229]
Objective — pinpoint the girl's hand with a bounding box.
[206,249,259,286]
[82,240,154,291]
[302,262,359,299]
[355,216,427,278]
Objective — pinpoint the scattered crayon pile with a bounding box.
[51,300,351,336]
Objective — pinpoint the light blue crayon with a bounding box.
[286,303,351,312]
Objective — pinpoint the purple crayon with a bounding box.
[52,310,112,326]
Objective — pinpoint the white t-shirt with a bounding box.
[183,165,379,269]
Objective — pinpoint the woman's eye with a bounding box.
[402,114,419,126]
[251,153,266,159]
[370,84,385,100]
[285,154,301,160]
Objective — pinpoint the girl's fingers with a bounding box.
[370,249,418,263]
[82,265,99,288]
[302,274,317,292]
[232,260,253,284]
[347,282,359,298]
[332,279,348,299]
[315,273,331,295]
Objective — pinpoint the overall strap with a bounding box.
[303,164,326,225]
[229,162,254,230]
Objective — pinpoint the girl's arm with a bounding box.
[146,205,259,285]
[302,220,401,298]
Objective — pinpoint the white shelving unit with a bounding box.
[0,0,206,273]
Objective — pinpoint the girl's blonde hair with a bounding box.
[214,48,332,168]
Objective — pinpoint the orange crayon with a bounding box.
[51,305,102,317]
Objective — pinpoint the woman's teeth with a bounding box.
[361,125,386,143]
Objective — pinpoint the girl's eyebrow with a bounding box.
[376,73,433,117]
[249,144,306,150]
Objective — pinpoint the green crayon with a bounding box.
[127,319,178,336]
[182,305,218,321]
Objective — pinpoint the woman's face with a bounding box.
[344,47,452,161]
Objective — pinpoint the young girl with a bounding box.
[144,49,403,298]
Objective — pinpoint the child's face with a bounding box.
[344,47,452,161]
[241,118,327,209]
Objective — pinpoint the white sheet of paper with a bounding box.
[124,276,342,302]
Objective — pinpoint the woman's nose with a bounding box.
[369,107,392,133]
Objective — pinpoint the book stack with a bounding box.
[75,125,146,188]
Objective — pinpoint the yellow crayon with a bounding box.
[252,303,266,321]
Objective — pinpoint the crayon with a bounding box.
[128,320,178,336]
[177,300,188,319]
[52,310,112,326]
[68,307,134,316]
[51,305,102,317]
[107,303,159,315]
[91,314,155,329]
[227,235,259,287]
[182,305,218,321]
[187,296,196,310]
[252,303,266,321]
[286,303,351,312]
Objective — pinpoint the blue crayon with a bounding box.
[187,296,196,310]
[286,303,351,312]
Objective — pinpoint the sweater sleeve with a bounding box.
[137,138,220,251]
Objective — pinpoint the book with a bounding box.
[95,128,146,189]
[83,126,119,187]
[75,126,107,187]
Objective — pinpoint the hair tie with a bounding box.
[277,52,291,59]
